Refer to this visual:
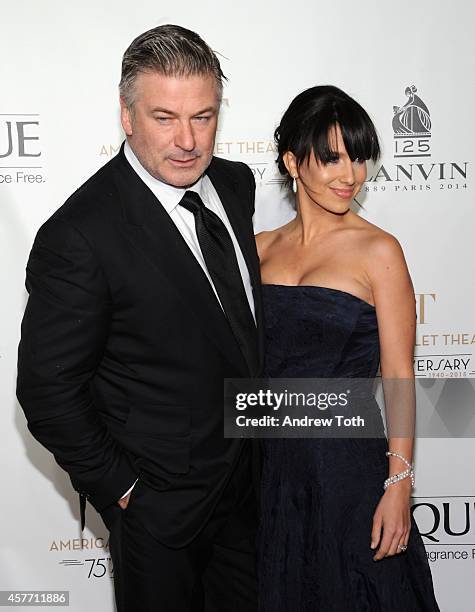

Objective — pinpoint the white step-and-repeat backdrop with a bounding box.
[1,1,473,610]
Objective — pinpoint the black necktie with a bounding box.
[179,190,258,374]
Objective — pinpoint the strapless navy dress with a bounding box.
[258,285,440,612]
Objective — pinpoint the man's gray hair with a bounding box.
[119,24,226,108]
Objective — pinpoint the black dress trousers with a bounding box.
[101,443,257,612]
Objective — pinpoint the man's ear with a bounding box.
[120,98,133,136]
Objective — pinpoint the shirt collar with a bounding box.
[123,140,204,214]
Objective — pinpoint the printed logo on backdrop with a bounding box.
[49,535,113,581]
[0,113,46,185]
[412,496,475,565]
[214,98,281,188]
[412,293,475,438]
[392,85,431,158]
[414,292,475,378]
[365,84,469,195]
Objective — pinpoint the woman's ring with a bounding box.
[398,544,408,552]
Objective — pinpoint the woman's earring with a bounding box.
[292,176,297,194]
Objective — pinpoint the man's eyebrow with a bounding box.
[192,107,217,115]
[150,106,217,115]
[151,107,176,115]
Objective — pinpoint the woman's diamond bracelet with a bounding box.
[384,451,415,489]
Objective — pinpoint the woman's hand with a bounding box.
[371,479,412,561]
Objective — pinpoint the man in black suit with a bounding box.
[17,24,262,612]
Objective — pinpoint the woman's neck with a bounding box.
[289,197,353,245]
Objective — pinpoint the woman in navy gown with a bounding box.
[256,85,440,611]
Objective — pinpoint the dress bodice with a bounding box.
[262,284,380,379]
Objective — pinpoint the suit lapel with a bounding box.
[112,149,250,375]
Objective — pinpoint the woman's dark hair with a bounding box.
[275,85,380,185]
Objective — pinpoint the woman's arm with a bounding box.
[366,231,416,561]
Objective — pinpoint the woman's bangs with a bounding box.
[339,109,380,162]
[305,108,380,165]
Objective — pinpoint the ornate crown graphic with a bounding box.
[393,85,431,137]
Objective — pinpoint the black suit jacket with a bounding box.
[17,145,263,547]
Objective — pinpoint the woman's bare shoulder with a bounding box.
[345,217,408,285]
[255,230,275,247]
[353,216,404,257]
[367,228,405,262]
[363,230,410,290]
[255,226,286,257]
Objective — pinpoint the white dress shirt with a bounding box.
[124,141,255,319]
[120,141,256,500]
